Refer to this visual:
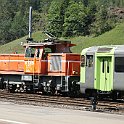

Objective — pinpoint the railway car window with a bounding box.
[107,61,109,73]
[81,55,85,67]
[86,55,93,67]
[102,59,104,73]
[115,57,124,72]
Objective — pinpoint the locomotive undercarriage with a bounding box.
[0,74,25,93]
[30,75,80,96]
[0,74,80,96]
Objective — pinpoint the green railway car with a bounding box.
[80,45,124,99]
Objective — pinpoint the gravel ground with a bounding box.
[0,100,124,124]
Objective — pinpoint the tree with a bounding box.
[0,0,123,44]
[90,3,116,36]
[10,12,28,40]
[0,0,17,43]
[47,0,69,37]
[63,1,87,36]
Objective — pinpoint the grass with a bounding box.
[1,22,124,54]
[0,31,47,54]
[70,22,124,53]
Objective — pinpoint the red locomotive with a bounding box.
[0,7,80,96]
[0,38,80,95]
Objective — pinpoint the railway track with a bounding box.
[0,90,124,114]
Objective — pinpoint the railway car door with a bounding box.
[96,57,112,91]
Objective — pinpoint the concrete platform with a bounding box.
[0,101,123,124]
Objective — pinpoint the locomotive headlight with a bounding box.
[72,71,78,75]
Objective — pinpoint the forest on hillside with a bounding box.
[0,0,124,44]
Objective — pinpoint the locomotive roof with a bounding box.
[82,45,124,54]
[23,39,76,47]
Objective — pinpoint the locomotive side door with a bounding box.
[96,57,112,91]
[24,46,43,74]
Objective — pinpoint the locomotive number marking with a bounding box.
[25,61,34,72]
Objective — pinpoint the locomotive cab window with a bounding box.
[36,48,40,58]
[86,55,93,67]
[115,57,124,72]
[25,47,35,58]
[44,48,52,54]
